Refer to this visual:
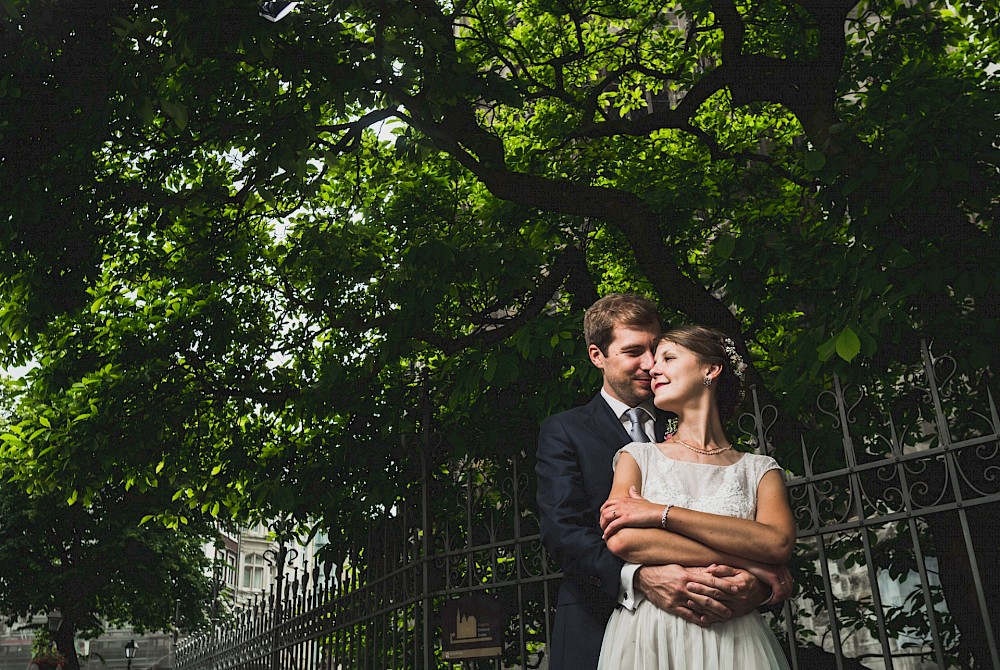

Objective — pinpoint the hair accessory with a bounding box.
[722,337,747,382]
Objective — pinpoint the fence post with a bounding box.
[264,527,298,670]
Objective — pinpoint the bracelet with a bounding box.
[659,504,671,530]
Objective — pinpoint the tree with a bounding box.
[0,380,216,670]
[0,483,215,670]
[0,0,993,423]
[0,0,996,664]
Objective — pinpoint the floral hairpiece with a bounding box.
[723,337,747,382]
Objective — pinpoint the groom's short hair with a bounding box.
[584,293,661,354]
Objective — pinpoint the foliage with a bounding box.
[0,0,993,498]
[0,0,996,664]
[0,480,215,661]
[0,372,215,670]
[31,629,68,668]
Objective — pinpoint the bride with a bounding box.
[597,325,794,669]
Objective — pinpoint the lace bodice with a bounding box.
[613,443,781,520]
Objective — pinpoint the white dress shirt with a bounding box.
[600,390,655,610]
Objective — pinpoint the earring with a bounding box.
[703,376,713,387]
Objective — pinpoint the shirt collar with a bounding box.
[601,389,656,421]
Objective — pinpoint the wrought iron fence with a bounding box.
[176,342,999,670]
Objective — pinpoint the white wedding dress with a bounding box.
[597,442,790,670]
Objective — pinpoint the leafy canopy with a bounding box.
[0,0,995,527]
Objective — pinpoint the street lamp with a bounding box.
[43,610,64,663]
[124,639,137,670]
[46,609,63,634]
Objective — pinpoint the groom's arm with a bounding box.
[611,524,782,624]
[635,564,772,626]
[536,415,623,599]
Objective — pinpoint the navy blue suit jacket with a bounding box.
[536,394,671,670]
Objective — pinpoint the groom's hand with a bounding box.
[635,564,734,627]
[704,565,773,617]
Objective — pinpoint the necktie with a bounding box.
[625,408,651,442]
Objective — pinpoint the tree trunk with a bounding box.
[52,621,80,670]
[926,507,999,670]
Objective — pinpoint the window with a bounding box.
[224,551,237,587]
[243,553,266,590]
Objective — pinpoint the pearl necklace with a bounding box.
[668,437,733,456]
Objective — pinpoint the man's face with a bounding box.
[589,325,659,407]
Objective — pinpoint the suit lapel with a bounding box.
[653,411,666,443]
[583,395,630,449]
[582,395,676,446]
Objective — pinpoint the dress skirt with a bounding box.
[597,599,789,670]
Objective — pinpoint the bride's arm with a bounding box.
[601,454,795,566]
[599,453,750,567]
[670,470,794,563]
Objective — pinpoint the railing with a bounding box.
[775,342,999,670]
[176,342,999,669]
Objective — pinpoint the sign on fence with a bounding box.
[441,595,503,660]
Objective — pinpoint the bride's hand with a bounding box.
[740,562,794,604]
[600,486,666,539]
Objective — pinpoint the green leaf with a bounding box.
[817,336,837,362]
[483,355,496,382]
[835,327,862,362]
[0,0,20,19]
[804,151,827,172]
[161,99,188,130]
[714,234,736,259]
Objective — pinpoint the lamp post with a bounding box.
[124,640,137,670]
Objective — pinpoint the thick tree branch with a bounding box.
[417,247,579,355]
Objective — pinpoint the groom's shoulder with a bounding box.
[543,394,603,425]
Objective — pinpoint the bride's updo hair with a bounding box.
[659,325,745,421]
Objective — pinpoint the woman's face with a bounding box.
[649,339,712,411]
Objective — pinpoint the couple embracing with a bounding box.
[536,293,794,670]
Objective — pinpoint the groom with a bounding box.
[536,293,775,670]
